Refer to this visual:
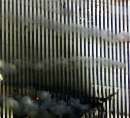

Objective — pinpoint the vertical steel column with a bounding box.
[37,0,41,90]
[1,0,5,117]
[97,0,102,100]
[53,0,57,91]
[48,0,53,90]
[93,0,97,98]
[120,0,125,116]
[62,0,66,93]
[29,0,33,92]
[116,1,121,117]
[84,0,89,97]
[80,0,85,96]
[105,0,111,117]
[108,1,113,116]
[25,0,29,93]
[113,0,118,116]
[110,0,114,117]
[45,0,49,89]
[72,0,76,96]
[21,0,25,94]
[77,0,81,97]
[6,0,9,117]
[41,0,45,89]
[17,0,21,95]
[124,0,130,117]
[128,0,130,116]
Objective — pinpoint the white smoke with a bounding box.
[0,60,16,75]
[0,56,126,76]
[4,12,130,43]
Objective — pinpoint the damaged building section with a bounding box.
[0,0,130,117]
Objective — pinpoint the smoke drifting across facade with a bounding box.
[0,0,130,117]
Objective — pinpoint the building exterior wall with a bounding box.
[1,0,130,117]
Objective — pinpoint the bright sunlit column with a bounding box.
[116,1,121,117]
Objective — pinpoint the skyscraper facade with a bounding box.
[1,0,130,117]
